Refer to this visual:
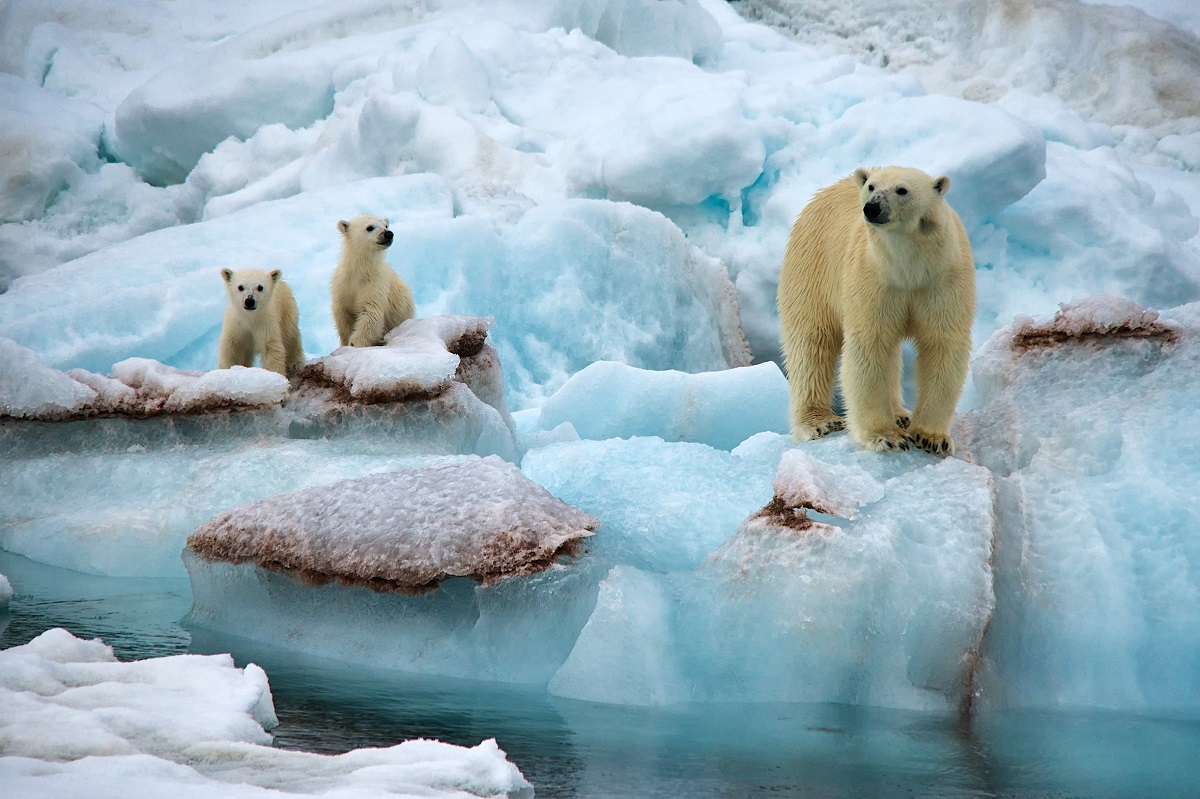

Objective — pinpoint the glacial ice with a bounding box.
[0,628,532,798]
[531,360,789,450]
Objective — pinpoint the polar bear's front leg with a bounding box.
[907,337,969,455]
[841,334,910,452]
[347,304,387,347]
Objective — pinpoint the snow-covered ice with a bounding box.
[0,628,532,798]
[186,456,596,593]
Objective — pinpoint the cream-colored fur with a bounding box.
[218,267,304,377]
[330,214,415,347]
[777,166,976,455]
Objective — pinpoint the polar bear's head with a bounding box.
[337,214,393,253]
[853,166,950,232]
[221,267,282,313]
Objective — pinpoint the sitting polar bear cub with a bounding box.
[777,166,976,455]
[218,267,304,377]
[331,214,415,347]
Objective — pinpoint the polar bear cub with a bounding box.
[218,267,304,377]
[330,214,415,347]
[777,166,976,455]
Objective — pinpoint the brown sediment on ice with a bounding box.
[1010,299,1182,352]
[748,496,837,533]
[294,361,450,407]
[186,457,597,595]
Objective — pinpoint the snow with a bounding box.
[0,628,532,799]
[0,0,1199,790]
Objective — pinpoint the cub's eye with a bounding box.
[897,187,908,195]
[366,225,375,232]
[867,184,874,192]
[256,285,264,292]
[237,285,244,292]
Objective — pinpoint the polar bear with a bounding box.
[218,267,304,377]
[777,166,975,455]
[330,214,415,347]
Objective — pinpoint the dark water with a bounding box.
[3,550,1199,799]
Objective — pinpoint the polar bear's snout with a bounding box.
[243,295,257,311]
[378,228,394,247]
[863,198,890,225]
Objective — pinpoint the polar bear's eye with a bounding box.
[237,285,244,292]
[257,285,264,292]
[366,225,375,232]
[897,187,908,195]
[867,184,874,192]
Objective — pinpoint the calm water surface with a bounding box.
[2,551,1198,799]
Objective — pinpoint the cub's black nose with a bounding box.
[382,229,394,243]
[244,297,256,310]
[864,200,883,222]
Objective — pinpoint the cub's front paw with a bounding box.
[907,427,955,456]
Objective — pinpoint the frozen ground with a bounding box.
[1,0,1199,795]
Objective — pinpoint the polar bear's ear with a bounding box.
[220,268,233,284]
[337,220,350,235]
[269,269,282,284]
[853,168,871,188]
[383,218,390,227]
[933,175,951,196]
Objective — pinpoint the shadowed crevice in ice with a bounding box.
[749,449,887,532]
[186,457,597,595]
[1009,295,1183,352]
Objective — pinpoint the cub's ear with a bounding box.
[383,217,390,227]
[337,220,350,235]
[220,268,233,284]
[853,167,871,188]
[269,269,282,283]
[933,175,951,196]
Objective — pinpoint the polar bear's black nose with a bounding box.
[381,229,394,245]
[864,200,887,224]
[244,296,256,310]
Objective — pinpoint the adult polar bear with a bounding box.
[777,166,975,455]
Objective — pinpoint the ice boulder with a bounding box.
[548,438,996,710]
[0,628,533,799]
[531,360,789,449]
[187,456,597,593]
[957,296,1200,710]
[183,457,601,682]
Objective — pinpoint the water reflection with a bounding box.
[3,550,1199,799]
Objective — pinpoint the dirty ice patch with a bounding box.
[958,297,1200,710]
[186,456,596,594]
[531,360,788,450]
[548,437,995,709]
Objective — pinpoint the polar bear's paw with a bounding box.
[794,413,845,441]
[860,428,911,452]
[907,428,954,456]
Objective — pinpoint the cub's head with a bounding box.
[853,166,950,231]
[337,214,393,252]
[221,267,281,312]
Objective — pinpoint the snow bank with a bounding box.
[531,360,789,450]
[187,456,596,593]
[957,297,1200,709]
[0,628,533,799]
